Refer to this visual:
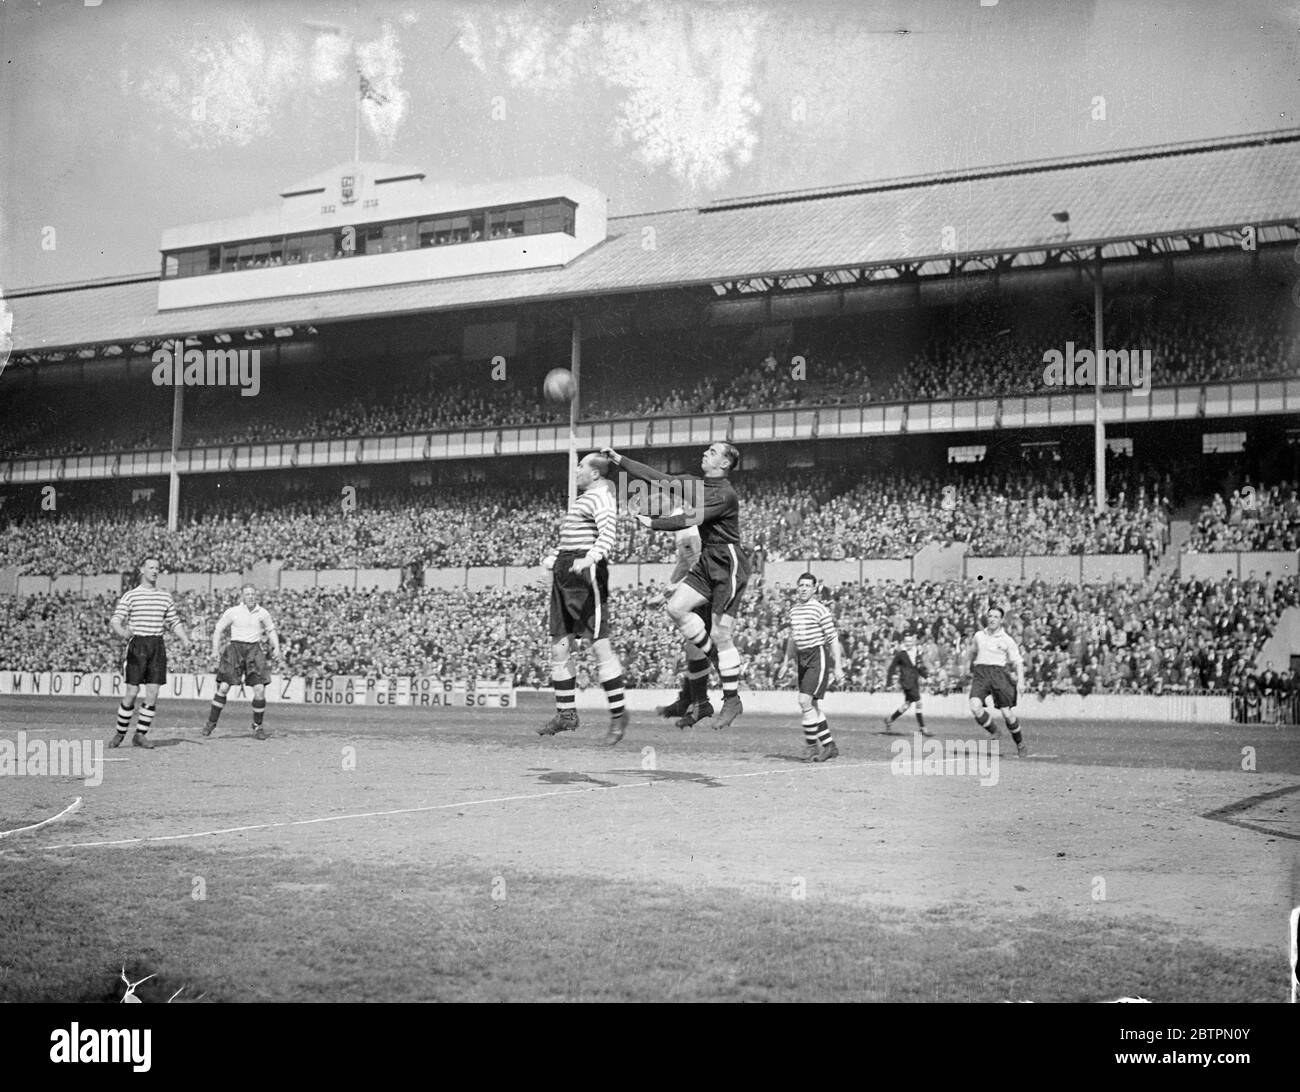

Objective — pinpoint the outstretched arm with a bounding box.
[602,449,679,487]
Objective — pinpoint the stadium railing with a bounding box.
[3,377,1299,484]
[0,553,1183,594]
[1179,550,1300,581]
[1232,691,1300,725]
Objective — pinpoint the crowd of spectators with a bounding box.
[746,459,1172,561]
[878,299,1298,403]
[0,459,1176,575]
[1185,481,1300,552]
[4,293,1295,461]
[2,574,1293,702]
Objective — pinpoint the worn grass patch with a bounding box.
[0,848,1276,1003]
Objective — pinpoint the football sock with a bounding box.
[252,698,266,727]
[687,664,710,705]
[888,706,906,723]
[207,693,227,727]
[679,612,714,660]
[1005,717,1023,744]
[596,655,626,717]
[915,711,926,729]
[552,666,576,715]
[802,707,820,747]
[975,710,993,732]
[815,719,834,747]
[601,676,626,716]
[115,701,135,733]
[718,645,741,701]
[675,676,691,705]
[135,702,156,737]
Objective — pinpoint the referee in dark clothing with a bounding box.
[882,632,931,737]
[109,557,192,749]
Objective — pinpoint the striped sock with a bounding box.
[597,655,625,716]
[552,673,576,715]
[680,612,714,660]
[115,701,135,733]
[718,646,741,701]
[601,676,626,716]
[207,693,227,727]
[136,702,157,736]
[252,698,267,727]
[915,711,926,729]
[815,720,834,747]
[975,710,992,731]
[802,709,820,748]
[687,663,710,705]
[1005,718,1022,744]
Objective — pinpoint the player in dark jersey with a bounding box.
[601,442,749,730]
[881,632,932,737]
[651,525,718,728]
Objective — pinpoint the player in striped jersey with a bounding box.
[108,557,192,749]
[203,585,282,740]
[968,606,1028,757]
[777,573,844,762]
[537,453,629,745]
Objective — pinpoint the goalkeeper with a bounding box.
[649,521,718,729]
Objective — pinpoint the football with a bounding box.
[543,367,577,403]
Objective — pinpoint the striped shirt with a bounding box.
[111,586,181,637]
[973,629,1023,668]
[557,481,618,561]
[215,603,276,644]
[789,599,837,651]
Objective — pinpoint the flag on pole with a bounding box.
[359,72,390,106]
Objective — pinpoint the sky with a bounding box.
[0,0,1297,290]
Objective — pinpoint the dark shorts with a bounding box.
[549,552,610,641]
[218,640,270,687]
[683,543,750,617]
[797,646,832,700]
[123,635,167,686]
[901,685,922,705]
[970,664,1017,709]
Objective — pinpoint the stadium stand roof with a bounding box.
[7,128,1299,354]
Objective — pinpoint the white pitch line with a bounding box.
[0,797,83,839]
[37,761,882,851]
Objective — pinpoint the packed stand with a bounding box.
[5,289,1296,462]
[2,574,1293,703]
[1185,481,1300,552]
[0,457,1175,576]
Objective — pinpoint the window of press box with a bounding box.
[166,200,577,274]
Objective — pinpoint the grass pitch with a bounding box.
[1,696,1296,1002]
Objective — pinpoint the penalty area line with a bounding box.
[37,760,881,851]
[0,797,83,840]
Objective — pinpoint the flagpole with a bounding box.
[354,74,361,164]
